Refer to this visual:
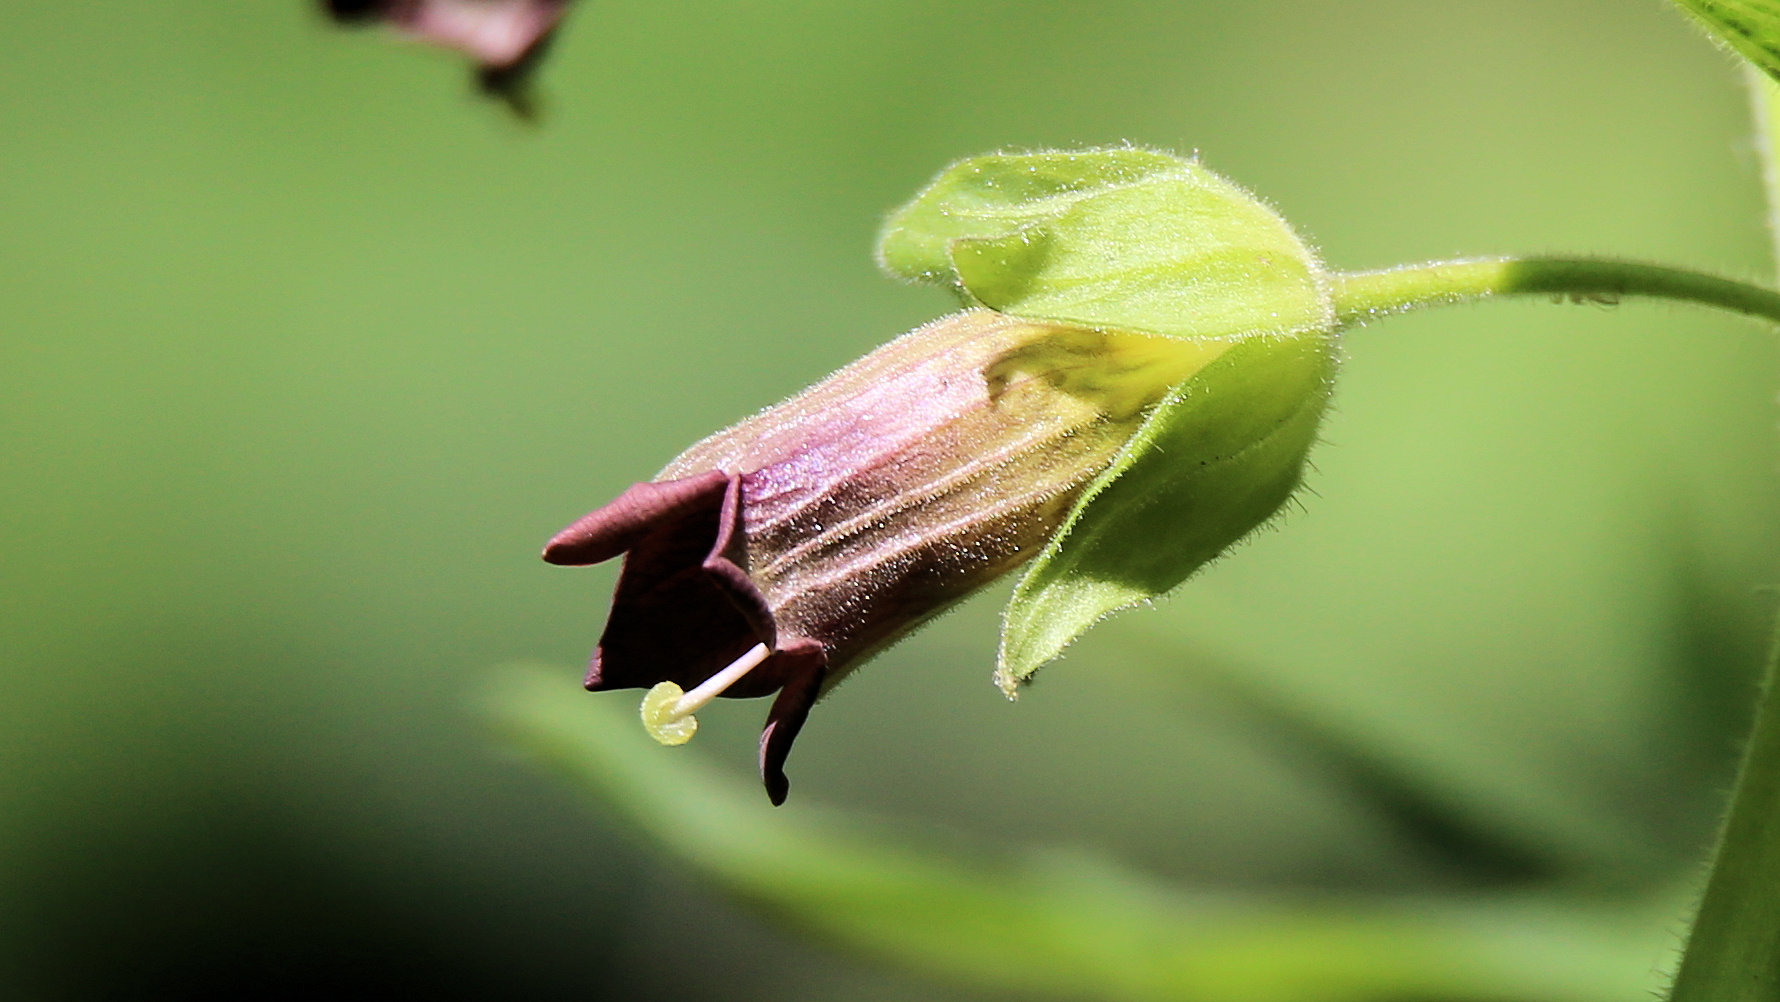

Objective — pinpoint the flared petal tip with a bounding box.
[544,472,733,566]
[764,771,790,807]
[756,639,828,806]
[541,530,591,565]
[581,649,606,691]
[542,512,621,565]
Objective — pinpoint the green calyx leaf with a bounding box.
[878,147,1331,341]
[878,147,1188,286]
[881,147,1338,687]
[999,332,1336,692]
[1670,0,1780,82]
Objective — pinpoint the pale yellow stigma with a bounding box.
[640,642,771,745]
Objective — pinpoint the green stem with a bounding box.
[1669,637,1780,1002]
[1338,252,1780,1001]
[1331,257,1780,330]
[1663,68,1780,1002]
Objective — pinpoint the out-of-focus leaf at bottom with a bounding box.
[1111,630,1663,887]
[486,666,1673,1002]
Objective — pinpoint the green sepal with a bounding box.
[951,174,1329,339]
[882,148,1339,687]
[878,148,1330,341]
[997,331,1337,692]
[877,148,1187,287]
[1670,0,1780,82]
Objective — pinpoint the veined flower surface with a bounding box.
[545,309,1228,802]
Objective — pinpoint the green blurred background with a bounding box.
[4,2,1779,998]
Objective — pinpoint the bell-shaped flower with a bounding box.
[544,309,1226,803]
[548,148,1344,804]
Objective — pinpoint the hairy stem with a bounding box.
[1663,68,1780,1002]
[1336,251,1780,1000]
[1331,257,1780,330]
[1668,641,1780,1002]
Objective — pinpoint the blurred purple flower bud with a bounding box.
[321,0,570,114]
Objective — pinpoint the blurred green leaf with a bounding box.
[1671,1,1780,82]
[999,333,1335,690]
[1114,628,1669,887]
[489,665,1670,1002]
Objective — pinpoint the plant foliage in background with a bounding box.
[508,3,1780,999]
[491,667,1671,1002]
[8,3,1780,1000]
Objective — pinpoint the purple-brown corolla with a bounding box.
[544,309,1227,803]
